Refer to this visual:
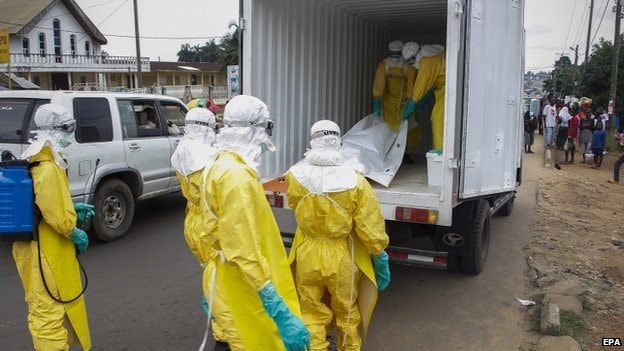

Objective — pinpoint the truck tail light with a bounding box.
[266,193,284,208]
[395,207,438,224]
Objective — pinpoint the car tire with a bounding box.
[92,179,135,242]
[460,199,491,275]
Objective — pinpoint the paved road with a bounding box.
[0,151,541,350]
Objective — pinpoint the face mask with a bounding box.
[58,133,73,148]
[260,139,276,154]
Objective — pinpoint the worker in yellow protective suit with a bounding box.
[200,95,310,351]
[170,107,239,350]
[15,104,92,350]
[285,120,391,351]
[372,40,416,131]
[402,42,446,151]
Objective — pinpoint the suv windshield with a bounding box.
[0,99,50,143]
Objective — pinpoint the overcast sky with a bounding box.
[75,0,619,73]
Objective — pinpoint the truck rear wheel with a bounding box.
[497,196,514,217]
[460,199,491,274]
[92,179,135,242]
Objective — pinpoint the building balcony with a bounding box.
[0,53,150,73]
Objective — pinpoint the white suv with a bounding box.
[0,90,188,241]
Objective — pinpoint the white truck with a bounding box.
[244,0,525,274]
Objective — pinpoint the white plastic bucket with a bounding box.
[426,152,443,186]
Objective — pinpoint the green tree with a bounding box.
[218,20,239,73]
[577,36,624,112]
[543,56,578,98]
[177,43,195,62]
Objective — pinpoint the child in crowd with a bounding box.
[579,108,594,163]
[563,106,580,164]
[591,120,606,169]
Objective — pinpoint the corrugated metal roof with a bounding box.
[0,73,40,89]
[0,0,107,44]
[322,0,447,34]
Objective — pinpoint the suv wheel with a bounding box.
[93,179,135,241]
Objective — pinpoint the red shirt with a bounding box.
[568,114,580,138]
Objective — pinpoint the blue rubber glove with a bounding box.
[372,251,391,291]
[201,296,211,317]
[373,97,382,118]
[74,203,95,223]
[258,282,310,351]
[417,88,435,111]
[402,99,417,120]
[70,228,89,255]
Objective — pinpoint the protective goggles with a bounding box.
[40,119,76,133]
[186,119,221,133]
[310,129,340,140]
[226,119,275,136]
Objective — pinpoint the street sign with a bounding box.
[227,65,239,100]
[0,32,9,64]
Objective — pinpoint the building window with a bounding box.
[85,41,91,57]
[33,76,40,86]
[53,19,61,62]
[70,35,76,57]
[38,33,46,57]
[22,38,29,57]
[210,75,214,85]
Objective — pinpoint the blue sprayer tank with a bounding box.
[0,159,35,241]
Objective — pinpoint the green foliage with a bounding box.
[542,34,624,115]
[577,38,615,109]
[177,40,221,63]
[176,21,239,74]
[558,310,588,340]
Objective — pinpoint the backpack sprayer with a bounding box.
[0,150,36,241]
[0,150,89,303]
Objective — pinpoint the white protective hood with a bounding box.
[171,108,219,176]
[218,95,275,172]
[289,121,358,193]
[171,139,218,177]
[414,45,445,69]
[21,104,75,168]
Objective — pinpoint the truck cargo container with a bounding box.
[244,0,525,274]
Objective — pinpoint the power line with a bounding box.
[589,0,610,49]
[39,0,123,21]
[562,0,580,54]
[572,0,591,47]
[0,20,227,41]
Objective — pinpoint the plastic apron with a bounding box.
[200,150,302,351]
[373,59,415,130]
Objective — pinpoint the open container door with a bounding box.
[459,0,524,198]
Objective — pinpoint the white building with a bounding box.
[0,0,149,90]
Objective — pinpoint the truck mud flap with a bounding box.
[387,246,448,270]
[432,200,479,257]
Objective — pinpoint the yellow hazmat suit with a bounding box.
[13,146,91,351]
[285,168,389,351]
[411,53,446,150]
[176,170,240,347]
[200,150,303,351]
[171,107,240,347]
[372,58,416,130]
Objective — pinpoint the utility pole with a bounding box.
[570,45,580,66]
[585,0,595,64]
[133,0,143,89]
[609,0,622,120]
